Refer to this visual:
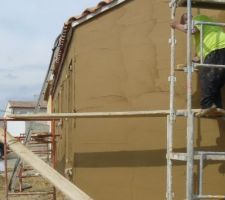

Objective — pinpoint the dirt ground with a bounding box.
[0,173,67,200]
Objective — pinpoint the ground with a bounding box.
[0,171,67,199]
[0,150,68,199]
[0,174,66,200]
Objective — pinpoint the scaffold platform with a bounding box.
[177,0,225,10]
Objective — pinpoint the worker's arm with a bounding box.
[170,20,187,32]
[170,20,198,34]
[192,56,200,63]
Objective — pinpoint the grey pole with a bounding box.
[186,0,194,199]
[167,0,177,199]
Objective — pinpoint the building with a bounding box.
[42,0,225,199]
[4,101,48,136]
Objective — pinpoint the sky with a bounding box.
[0,0,100,114]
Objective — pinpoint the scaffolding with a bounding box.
[1,0,225,199]
[1,119,57,200]
[168,0,225,199]
[177,0,225,10]
[9,132,52,190]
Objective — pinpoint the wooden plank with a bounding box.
[4,109,203,121]
[6,110,171,120]
[0,128,93,200]
[3,109,203,121]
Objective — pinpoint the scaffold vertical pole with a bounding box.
[186,0,194,199]
[19,163,23,192]
[200,24,204,64]
[166,115,173,200]
[167,0,177,199]
[199,154,204,196]
[51,119,57,200]
[4,119,8,200]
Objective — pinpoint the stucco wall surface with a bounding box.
[53,0,225,199]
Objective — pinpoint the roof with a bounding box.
[53,0,119,75]
[8,101,47,109]
[44,80,53,101]
[51,0,129,95]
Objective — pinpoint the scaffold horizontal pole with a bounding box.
[195,21,225,27]
[194,195,225,199]
[170,152,225,161]
[194,63,225,69]
[9,191,54,196]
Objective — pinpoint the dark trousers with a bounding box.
[200,48,225,109]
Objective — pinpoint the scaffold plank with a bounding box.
[177,0,225,9]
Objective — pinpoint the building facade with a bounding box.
[43,0,225,199]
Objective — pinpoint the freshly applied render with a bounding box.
[51,0,225,199]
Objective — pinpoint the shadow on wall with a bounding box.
[56,155,66,175]
[74,146,225,169]
[72,83,225,171]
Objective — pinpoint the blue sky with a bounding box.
[0,0,100,113]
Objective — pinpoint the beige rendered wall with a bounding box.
[52,0,225,199]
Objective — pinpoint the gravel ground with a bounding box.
[0,172,67,200]
[0,152,67,200]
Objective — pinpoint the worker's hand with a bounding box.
[170,20,179,29]
[192,56,200,63]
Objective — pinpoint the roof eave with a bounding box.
[50,0,130,96]
[72,0,129,28]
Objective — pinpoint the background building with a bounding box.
[4,101,48,136]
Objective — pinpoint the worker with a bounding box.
[170,13,225,116]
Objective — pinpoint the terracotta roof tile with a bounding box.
[68,0,114,23]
